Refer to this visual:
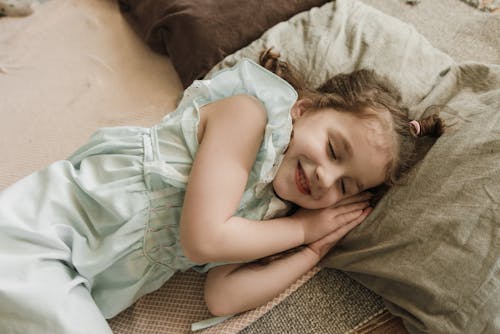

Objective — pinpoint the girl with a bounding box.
[0,50,443,333]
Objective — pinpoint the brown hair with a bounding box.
[260,48,445,186]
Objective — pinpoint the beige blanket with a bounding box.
[0,0,182,190]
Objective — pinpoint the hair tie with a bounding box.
[409,120,421,136]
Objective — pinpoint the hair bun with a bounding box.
[412,114,445,137]
[258,48,304,91]
[259,48,284,76]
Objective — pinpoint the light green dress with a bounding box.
[0,59,297,333]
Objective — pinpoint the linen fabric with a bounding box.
[0,59,297,333]
[207,1,500,333]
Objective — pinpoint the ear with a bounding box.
[290,98,313,121]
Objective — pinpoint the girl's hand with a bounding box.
[306,205,372,259]
[292,192,373,244]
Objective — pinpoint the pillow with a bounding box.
[207,1,500,333]
[118,0,330,88]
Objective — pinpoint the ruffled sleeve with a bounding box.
[171,58,298,165]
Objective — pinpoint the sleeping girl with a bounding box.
[0,49,443,333]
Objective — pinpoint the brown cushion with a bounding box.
[118,0,329,88]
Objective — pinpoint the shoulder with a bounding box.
[204,94,266,121]
[198,94,267,143]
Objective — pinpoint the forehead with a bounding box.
[310,107,392,142]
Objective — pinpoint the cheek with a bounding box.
[272,160,293,196]
[317,189,342,208]
[299,189,341,210]
[272,171,285,192]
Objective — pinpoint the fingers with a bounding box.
[310,207,372,258]
[302,200,372,244]
[333,200,371,218]
[323,207,373,245]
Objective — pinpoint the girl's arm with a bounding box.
[204,208,371,316]
[180,94,300,263]
[205,247,318,317]
[180,94,370,264]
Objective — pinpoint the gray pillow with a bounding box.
[207,1,500,333]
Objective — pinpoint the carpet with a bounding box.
[241,269,385,334]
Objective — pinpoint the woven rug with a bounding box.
[241,269,385,334]
[109,267,387,334]
[109,267,324,333]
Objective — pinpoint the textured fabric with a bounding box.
[359,0,500,65]
[0,59,297,333]
[208,1,500,333]
[109,267,321,334]
[118,0,330,88]
[109,270,211,333]
[0,0,183,192]
[349,310,409,334]
[206,3,455,110]
[241,268,386,334]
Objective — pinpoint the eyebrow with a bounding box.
[336,132,364,192]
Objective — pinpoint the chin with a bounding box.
[271,179,293,203]
[271,183,287,202]
[295,200,315,210]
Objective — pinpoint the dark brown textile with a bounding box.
[118,0,329,88]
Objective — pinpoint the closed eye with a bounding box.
[329,141,337,160]
[329,141,345,193]
[340,179,346,194]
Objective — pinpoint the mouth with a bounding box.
[295,161,311,195]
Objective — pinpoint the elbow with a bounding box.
[180,233,217,264]
[180,219,231,263]
[204,285,238,317]
[205,295,234,317]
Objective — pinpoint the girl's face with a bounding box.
[273,99,392,209]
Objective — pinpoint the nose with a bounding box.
[315,164,340,190]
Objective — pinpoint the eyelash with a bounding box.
[329,141,337,160]
[329,141,346,194]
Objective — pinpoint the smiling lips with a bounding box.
[295,161,311,195]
